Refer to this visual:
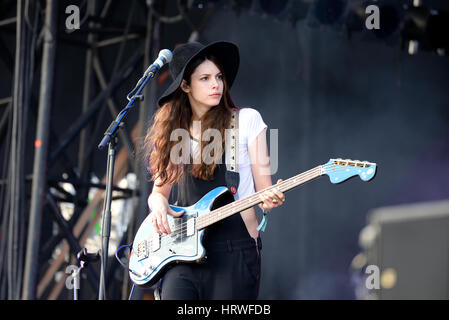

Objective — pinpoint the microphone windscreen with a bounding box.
[159,49,173,63]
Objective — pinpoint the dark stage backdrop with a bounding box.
[191,7,449,299]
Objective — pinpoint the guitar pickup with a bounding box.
[136,240,148,260]
[150,232,160,252]
[186,217,195,237]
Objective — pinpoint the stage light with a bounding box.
[400,3,449,55]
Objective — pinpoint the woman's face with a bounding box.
[181,59,224,110]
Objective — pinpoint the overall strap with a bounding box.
[225,108,240,195]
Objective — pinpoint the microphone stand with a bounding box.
[97,68,157,300]
[73,248,100,300]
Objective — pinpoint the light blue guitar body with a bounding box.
[129,186,230,287]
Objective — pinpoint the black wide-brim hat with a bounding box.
[157,41,240,107]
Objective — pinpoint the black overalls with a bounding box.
[160,153,262,300]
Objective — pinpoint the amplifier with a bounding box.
[358,200,449,299]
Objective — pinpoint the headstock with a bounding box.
[322,158,377,184]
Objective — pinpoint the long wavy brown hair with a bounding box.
[143,53,236,187]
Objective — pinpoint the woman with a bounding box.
[143,41,285,300]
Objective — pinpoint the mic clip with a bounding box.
[77,248,100,267]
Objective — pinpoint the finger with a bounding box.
[272,188,285,202]
[261,191,282,208]
[151,215,158,232]
[259,194,270,210]
[265,190,281,203]
[155,213,163,235]
[262,193,272,206]
[169,207,185,217]
[260,202,271,211]
[275,179,284,200]
[161,213,171,234]
[269,187,285,203]
[262,195,276,209]
[259,193,266,204]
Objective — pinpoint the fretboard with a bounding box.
[195,165,323,230]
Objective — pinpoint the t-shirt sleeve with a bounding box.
[240,108,268,146]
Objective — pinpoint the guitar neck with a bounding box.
[196,165,323,230]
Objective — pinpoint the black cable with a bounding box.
[114,244,142,278]
[115,245,133,272]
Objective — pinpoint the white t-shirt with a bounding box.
[190,107,268,200]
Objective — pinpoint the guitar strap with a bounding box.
[225,108,268,232]
[173,109,240,206]
[225,108,240,196]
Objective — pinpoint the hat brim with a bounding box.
[157,41,240,108]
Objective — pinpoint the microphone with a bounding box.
[144,49,173,77]
[77,248,100,264]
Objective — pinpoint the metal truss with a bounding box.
[0,0,219,300]
[0,0,163,300]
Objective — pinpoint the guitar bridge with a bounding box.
[136,240,148,261]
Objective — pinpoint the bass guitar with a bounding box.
[129,158,377,287]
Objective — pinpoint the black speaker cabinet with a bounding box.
[361,200,449,299]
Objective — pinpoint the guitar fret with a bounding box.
[196,166,322,230]
[130,159,377,287]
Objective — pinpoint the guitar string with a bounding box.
[142,166,322,249]
[175,163,373,232]
[138,163,375,250]
[139,163,375,251]
[176,162,369,229]
[142,163,375,250]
